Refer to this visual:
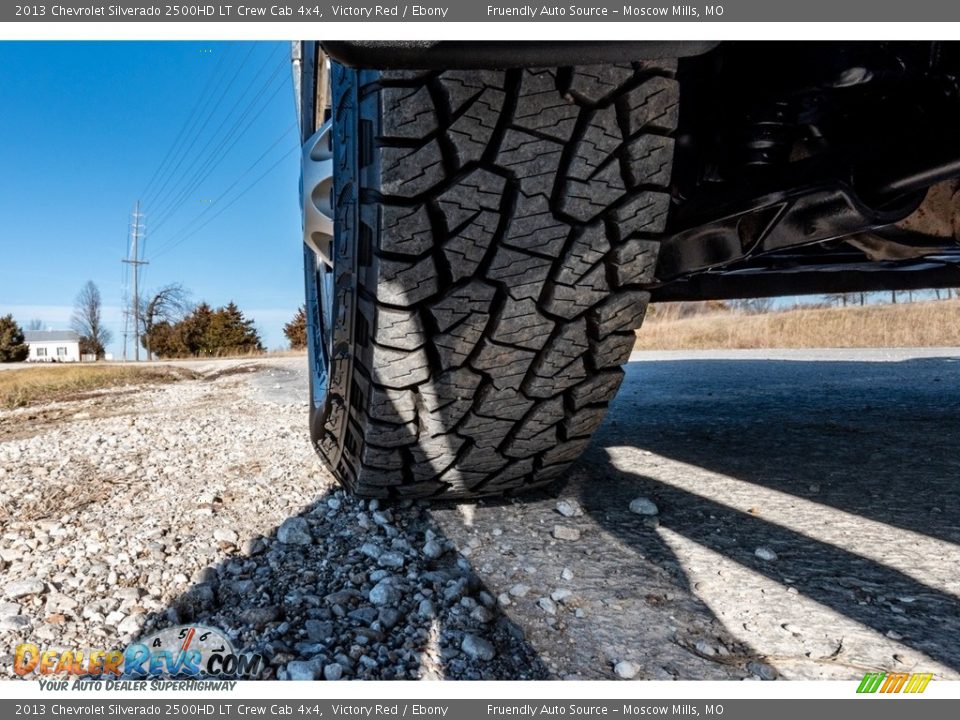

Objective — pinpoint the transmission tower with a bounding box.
[122,202,149,362]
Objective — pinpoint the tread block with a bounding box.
[590,332,636,368]
[438,170,506,281]
[381,85,438,138]
[474,384,535,421]
[525,318,590,398]
[483,457,535,492]
[568,64,635,104]
[503,397,564,458]
[377,255,439,306]
[471,338,537,391]
[367,386,417,424]
[611,238,659,287]
[565,406,608,439]
[363,417,419,448]
[514,69,578,141]
[459,411,516,449]
[559,163,628,222]
[375,307,425,350]
[567,106,623,183]
[380,204,435,255]
[541,437,591,466]
[380,140,446,197]
[372,345,431,387]
[458,444,509,474]
[611,191,671,239]
[592,290,651,336]
[622,135,675,188]
[361,444,405,470]
[490,296,555,351]
[429,280,496,332]
[569,370,624,411]
[501,191,569,257]
[418,367,482,423]
[487,245,554,301]
[439,70,506,114]
[447,87,506,165]
[620,76,680,134]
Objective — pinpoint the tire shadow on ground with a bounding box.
[140,491,548,681]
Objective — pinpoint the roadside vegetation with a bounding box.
[638,296,960,350]
[0,365,190,409]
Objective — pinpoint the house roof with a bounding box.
[24,330,81,342]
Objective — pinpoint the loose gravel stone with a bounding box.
[286,658,323,681]
[461,634,496,661]
[755,547,779,562]
[614,661,639,679]
[556,499,584,518]
[509,584,531,598]
[552,526,581,541]
[422,539,443,559]
[5,580,44,599]
[323,662,343,681]
[213,528,238,544]
[537,598,557,615]
[369,580,400,607]
[628,497,659,516]
[276,518,312,545]
[747,661,778,681]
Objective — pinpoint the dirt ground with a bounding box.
[1,350,958,681]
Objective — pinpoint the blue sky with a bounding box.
[0,41,302,356]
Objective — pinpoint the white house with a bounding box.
[24,330,82,363]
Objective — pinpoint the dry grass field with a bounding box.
[0,365,190,409]
[636,298,960,350]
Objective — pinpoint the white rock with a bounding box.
[277,517,312,545]
[629,497,659,516]
[614,661,639,679]
[556,499,584,518]
[5,579,44,599]
[422,540,443,559]
[461,634,496,661]
[213,528,238,544]
[552,525,581,541]
[509,583,530,598]
[369,579,400,607]
[755,546,778,562]
[538,597,557,615]
[117,613,145,636]
[286,659,322,681]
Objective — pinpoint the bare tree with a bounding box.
[731,297,775,314]
[26,319,44,331]
[138,284,192,360]
[71,281,112,360]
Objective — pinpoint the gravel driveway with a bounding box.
[1,350,958,681]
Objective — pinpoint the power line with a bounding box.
[142,43,258,213]
[148,144,298,262]
[146,54,289,236]
[140,42,236,204]
[146,123,298,257]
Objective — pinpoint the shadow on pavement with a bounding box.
[582,356,960,672]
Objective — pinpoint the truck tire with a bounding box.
[305,60,679,499]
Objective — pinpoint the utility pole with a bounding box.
[122,202,148,362]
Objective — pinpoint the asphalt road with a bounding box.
[250,348,960,680]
